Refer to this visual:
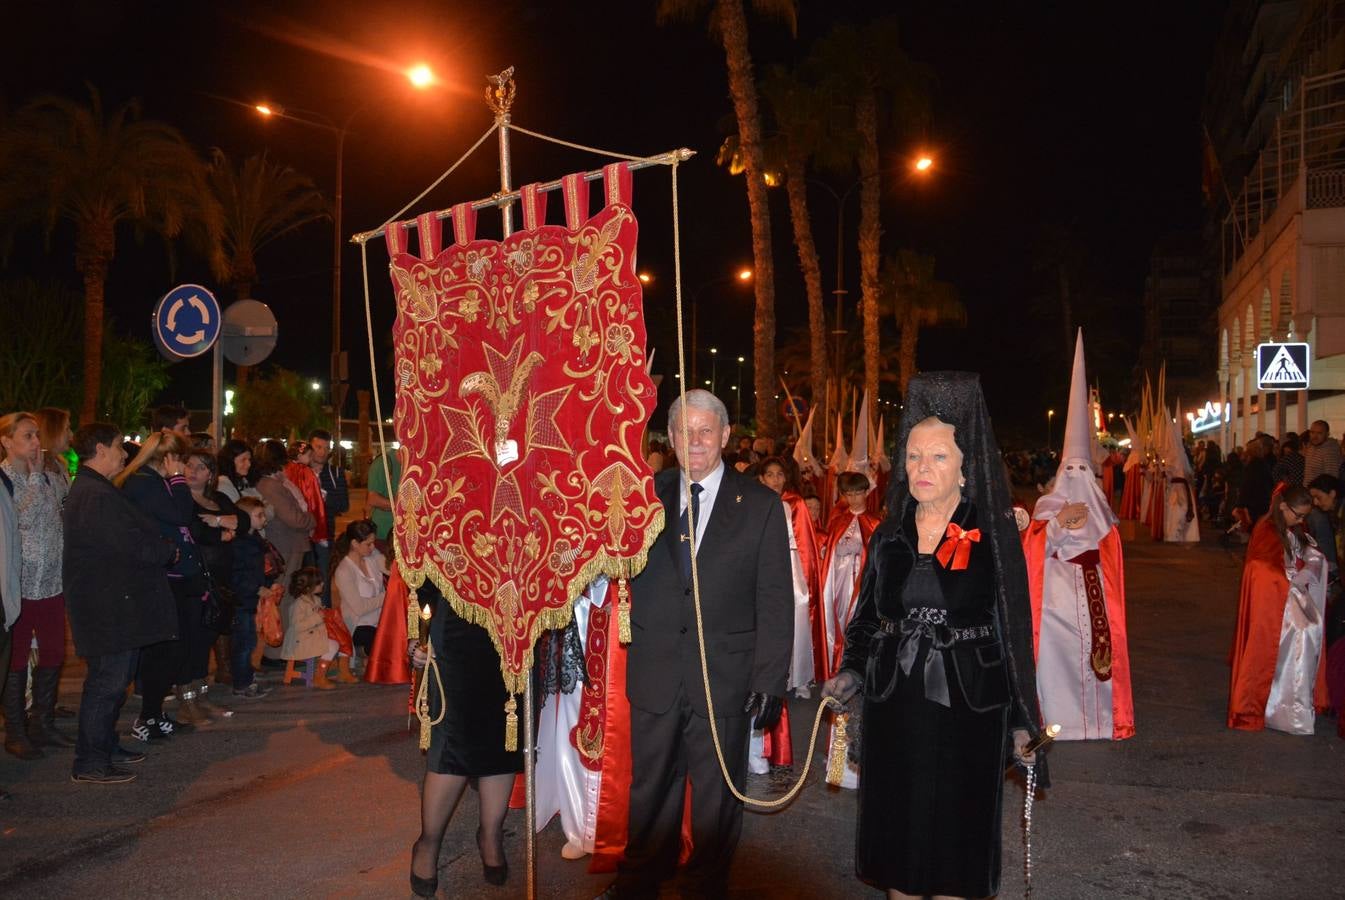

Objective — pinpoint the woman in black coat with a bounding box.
[823,372,1045,899]
[115,431,210,737]
[185,449,249,698]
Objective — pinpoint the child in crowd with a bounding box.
[280,567,358,690]
[229,497,282,699]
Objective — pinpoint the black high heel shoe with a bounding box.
[409,841,438,897]
[477,827,508,886]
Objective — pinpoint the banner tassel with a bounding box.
[504,694,519,751]
[825,711,850,787]
[617,577,632,645]
[406,587,420,637]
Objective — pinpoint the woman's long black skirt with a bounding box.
[856,646,1009,897]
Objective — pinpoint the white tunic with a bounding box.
[533,578,607,853]
[1265,537,1327,735]
[1037,549,1115,741]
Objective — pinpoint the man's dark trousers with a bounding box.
[617,684,751,898]
[73,650,137,775]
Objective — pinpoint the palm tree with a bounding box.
[880,249,966,397]
[811,18,930,408]
[759,66,850,422]
[207,149,329,300]
[0,86,222,423]
[658,0,796,437]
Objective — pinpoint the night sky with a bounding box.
[1,1,1227,443]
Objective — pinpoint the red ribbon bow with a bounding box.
[935,523,981,571]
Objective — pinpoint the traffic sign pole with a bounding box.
[212,340,224,444]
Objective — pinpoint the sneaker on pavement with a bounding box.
[232,682,272,699]
[112,746,147,765]
[130,717,168,743]
[71,766,138,784]
[157,715,193,736]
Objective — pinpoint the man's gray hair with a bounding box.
[668,389,729,431]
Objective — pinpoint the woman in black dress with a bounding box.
[409,580,523,895]
[823,372,1045,899]
[185,449,248,698]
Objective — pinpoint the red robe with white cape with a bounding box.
[1227,519,1329,733]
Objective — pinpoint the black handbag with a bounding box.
[201,567,237,634]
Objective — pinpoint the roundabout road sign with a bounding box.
[153,284,221,361]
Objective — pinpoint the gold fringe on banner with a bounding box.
[504,694,519,751]
[617,577,632,645]
[826,712,850,787]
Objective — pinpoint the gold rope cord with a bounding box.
[668,159,844,808]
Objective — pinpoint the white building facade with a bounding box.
[1218,69,1345,449]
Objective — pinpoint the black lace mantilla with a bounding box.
[882,370,1049,783]
[536,616,586,705]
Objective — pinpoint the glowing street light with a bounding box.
[737,268,753,282]
[1047,408,1056,448]
[914,155,934,173]
[638,271,652,284]
[254,103,277,117]
[407,63,435,89]
[311,381,322,392]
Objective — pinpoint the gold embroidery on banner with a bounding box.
[387,193,663,695]
[459,337,545,451]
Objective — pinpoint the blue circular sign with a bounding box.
[152,284,221,360]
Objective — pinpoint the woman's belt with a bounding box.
[867,608,993,706]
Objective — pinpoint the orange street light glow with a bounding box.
[914,155,934,172]
[255,103,277,116]
[737,269,753,282]
[408,64,434,88]
[638,272,652,284]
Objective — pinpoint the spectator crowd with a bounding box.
[0,404,398,790]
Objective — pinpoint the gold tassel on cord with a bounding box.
[406,587,420,636]
[617,577,632,645]
[504,694,519,751]
[826,712,850,787]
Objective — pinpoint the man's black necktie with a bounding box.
[678,482,703,582]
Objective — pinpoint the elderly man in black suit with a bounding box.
[602,389,793,899]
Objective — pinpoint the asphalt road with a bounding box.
[0,526,1341,899]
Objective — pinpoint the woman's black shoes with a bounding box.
[409,840,438,897]
[483,859,508,886]
[409,869,438,897]
[477,826,508,886]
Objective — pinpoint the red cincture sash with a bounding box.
[1067,548,1112,680]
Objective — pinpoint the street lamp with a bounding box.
[735,355,745,424]
[709,347,718,394]
[253,64,435,437]
[688,269,752,387]
[914,154,935,173]
[1047,408,1056,448]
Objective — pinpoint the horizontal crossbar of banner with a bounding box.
[350,147,696,245]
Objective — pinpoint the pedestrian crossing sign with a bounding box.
[1256,342,1310,391]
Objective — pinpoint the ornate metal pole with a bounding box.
[485,67,535,900]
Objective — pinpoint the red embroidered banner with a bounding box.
[386,163,663,693]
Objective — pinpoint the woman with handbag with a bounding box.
[185,450,247,702]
